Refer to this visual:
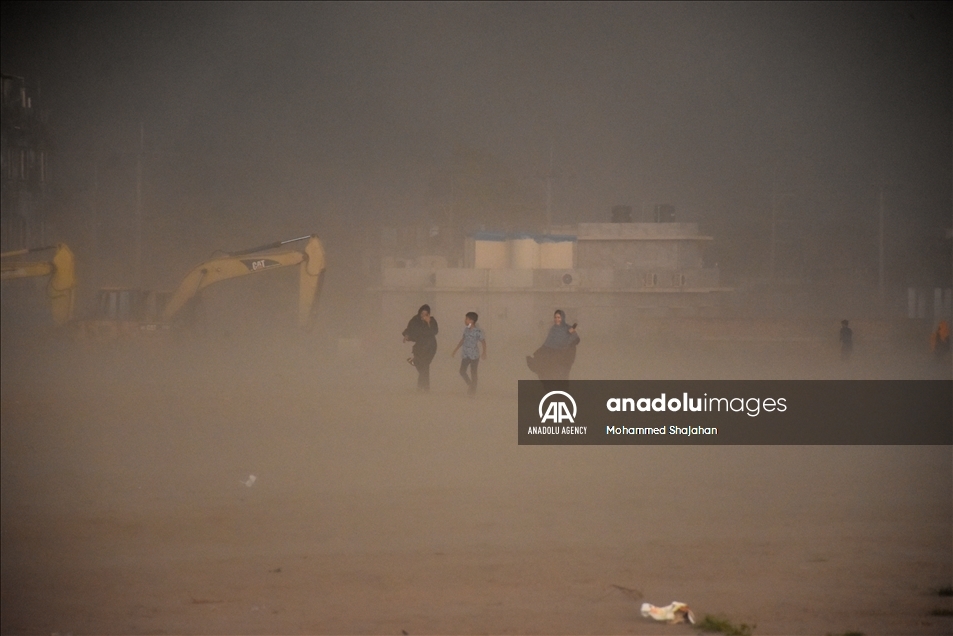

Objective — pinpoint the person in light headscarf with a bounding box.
[526,309,580,382]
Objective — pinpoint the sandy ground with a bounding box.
[1,327,951,635]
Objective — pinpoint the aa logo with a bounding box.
[539,391,577,424]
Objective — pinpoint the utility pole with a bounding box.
[448,172,454,232]
[92,159,98,287]
[545,142,554,229]
[136,122,144,288]
[770,193,777,281]
[769,162,780,281]
[878,186,885,314]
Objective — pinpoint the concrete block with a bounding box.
[488,269,533,288]
[533,269,580,289]
[382,268,435,288]
[577,222,701,239]
[435,268,488,288]
[578,268,614,288]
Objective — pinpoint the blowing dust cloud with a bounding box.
[2,3,950,634]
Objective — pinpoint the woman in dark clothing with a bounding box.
[403,304,439,391]
[526,309,580,382]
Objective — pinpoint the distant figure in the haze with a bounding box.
[526,309,580,384]
[839,319,853,360]
[451,311,486,396]
[931,320,950,364]
[403,304,438,392]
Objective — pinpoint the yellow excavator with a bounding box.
[77,234,326,341]
[0,243,77,325]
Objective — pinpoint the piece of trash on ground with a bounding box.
[242,474,257,487]
[641,601,695,624]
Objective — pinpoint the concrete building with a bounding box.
[373,222,730,342]
[0,74,52,251]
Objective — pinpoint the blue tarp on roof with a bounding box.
[470,231,508,241]
[469,232,577,242]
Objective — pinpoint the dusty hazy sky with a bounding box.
[2,2,950,246]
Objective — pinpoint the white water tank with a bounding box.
[473,232,509,268]
[538,235,575,269]
[509,234,539,269]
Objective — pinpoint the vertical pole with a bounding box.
[878,187,885,314]
[769,161,778,281]
[770,193,777,281]
[447,171,455,266]
[136,122,143,288]
[92,159,98,287]
[546,141,554,230]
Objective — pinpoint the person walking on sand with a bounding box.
[931,320,950,364]
[526,309,580,384]
[839,319,853,360]
[403,304,438,392]
[451,311,486,396]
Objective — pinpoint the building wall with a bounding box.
[576,240,706,270]
[574,222,711,271]
[379,285,726,343]
[375,222,728,343]
[0,75,52,251]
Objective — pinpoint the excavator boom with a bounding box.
[160,235,325,329]
[0,243,77,325]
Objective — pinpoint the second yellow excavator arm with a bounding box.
[0,243,77,325]
[160,235,326,329]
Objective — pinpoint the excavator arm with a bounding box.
[160,235,325,329]
[0,243,77,325]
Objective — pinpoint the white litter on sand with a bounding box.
[640,601,695,624]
